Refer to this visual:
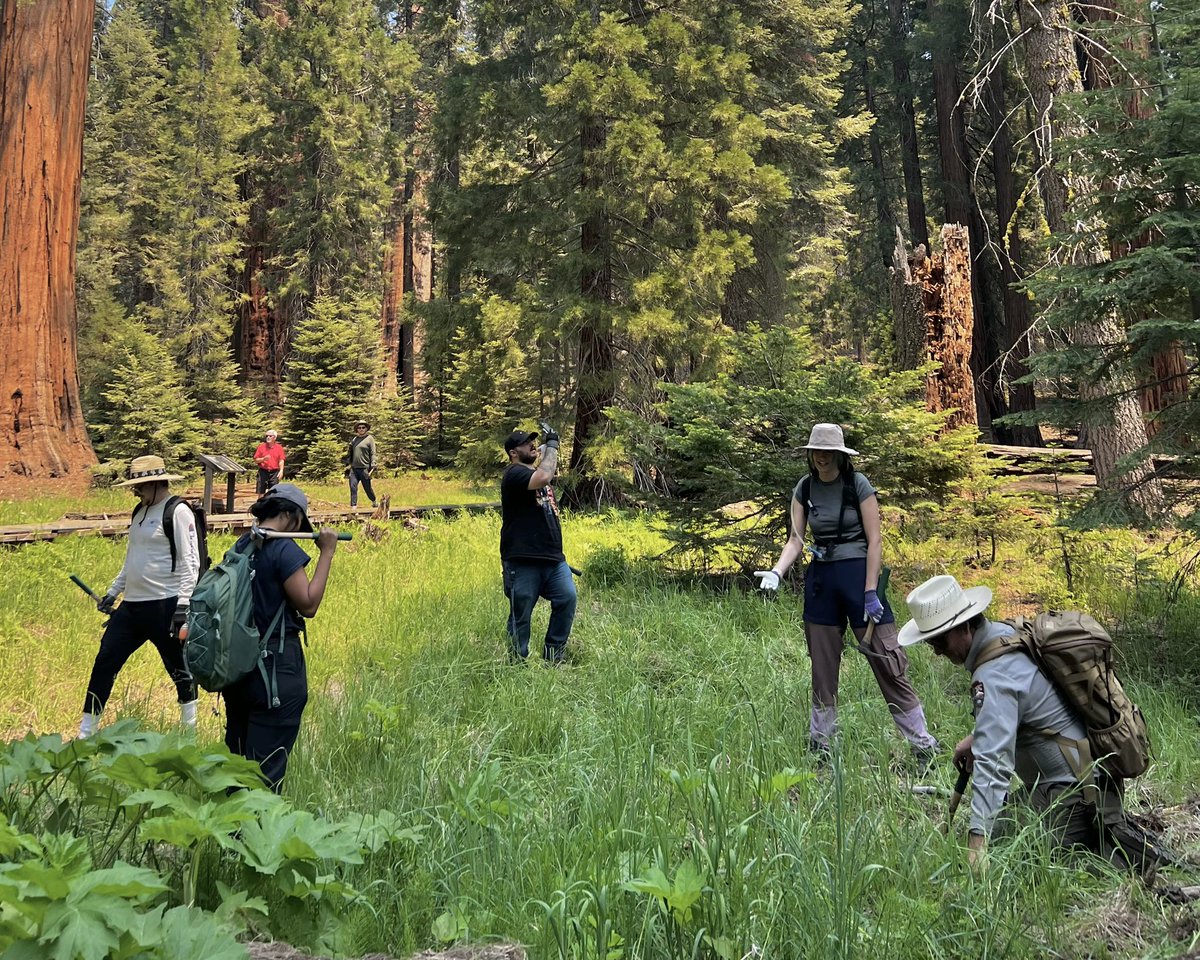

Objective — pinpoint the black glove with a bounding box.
[97,593,117,614]
[172,604,189,629]
[542,428,560,449]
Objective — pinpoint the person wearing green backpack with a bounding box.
[899,574,1170,873]
[222,484,339,792]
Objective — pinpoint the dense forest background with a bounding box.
[4,0,1199,519]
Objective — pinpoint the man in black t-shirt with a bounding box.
[500,427,577,661]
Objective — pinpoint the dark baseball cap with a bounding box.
[257,482,314,532]
[503,430,539,452]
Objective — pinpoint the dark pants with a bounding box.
[224,637,308,793]
[503,560,577,660]
[83,597,195,714]
[1033,775,1165,872]
[257,468,280,494]
[348,467,376,506]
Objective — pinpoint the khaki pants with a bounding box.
[804,620,934,748]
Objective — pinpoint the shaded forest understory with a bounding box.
[0,0,1197,528]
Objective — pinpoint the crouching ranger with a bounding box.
[899,575,1167,871]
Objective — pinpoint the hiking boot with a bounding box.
[809,738,832,768]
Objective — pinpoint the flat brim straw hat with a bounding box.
[801,423,858,457]
[897,575,994,647]
[116,455,184,487]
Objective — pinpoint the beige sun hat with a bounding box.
[115,454,184,487]
[801,423,858,457]
[897,575,994,647]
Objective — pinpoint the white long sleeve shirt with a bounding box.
[108,499,201,603]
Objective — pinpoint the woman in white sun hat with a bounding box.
[756,423,938,766]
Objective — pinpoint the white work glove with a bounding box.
[753,570,781,593]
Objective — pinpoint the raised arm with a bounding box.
[282,528,338,618]
[528,434,559,489]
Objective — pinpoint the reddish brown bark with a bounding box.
[381,165,432,397]
[915,225,977,432]
[235,191,288,397]
[0,0,96,480]
[380,2,431,400]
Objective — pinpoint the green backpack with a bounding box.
[185,539,287,707]
[977,611,1150,781]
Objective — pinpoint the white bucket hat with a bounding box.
[897,575,993,647]
[801,423,858,457]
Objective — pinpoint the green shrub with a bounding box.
[610,324,982,569]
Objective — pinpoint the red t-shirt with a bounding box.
[254,442,286,471]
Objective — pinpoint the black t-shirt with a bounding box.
[500,463,565,562]
[233,534,309,638]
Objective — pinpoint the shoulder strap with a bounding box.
[973,632,1027,670]
[841,472,864,541]
[799,473,867,545]
[160,495,184,572]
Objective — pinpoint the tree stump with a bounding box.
[891,224,977,432]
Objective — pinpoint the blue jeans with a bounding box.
[503,560,577,660]
[348,468,376,506]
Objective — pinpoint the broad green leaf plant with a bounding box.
[0,721,422,958]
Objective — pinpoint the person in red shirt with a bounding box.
[253,430,287,493]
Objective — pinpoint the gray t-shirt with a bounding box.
[791,472,876,561]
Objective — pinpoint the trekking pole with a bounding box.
[249,526,353,542]
[944,766,971,836]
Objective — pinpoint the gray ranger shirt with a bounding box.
[964,619,1086,837]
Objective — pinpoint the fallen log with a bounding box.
[0,502,501,546]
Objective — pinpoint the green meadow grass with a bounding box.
[1,504,1198,958]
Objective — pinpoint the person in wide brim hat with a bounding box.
[115,454,184,486]
[79,452,200,742]
[799,423,858,457]
[897,575,993,647]
[754,420,940,769]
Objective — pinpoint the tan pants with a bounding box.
[804,620,934,749]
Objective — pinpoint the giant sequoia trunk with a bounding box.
[380,2,430,400]
[0,0,96,480]
[381,163,432,398]
[1018,0,1163,515]
[235,187,289,398]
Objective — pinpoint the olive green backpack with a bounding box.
[976,611,1150,780]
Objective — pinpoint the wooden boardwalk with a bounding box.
[0,501,499,546]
